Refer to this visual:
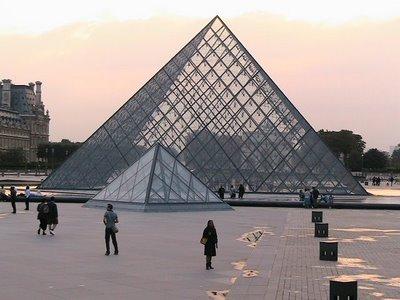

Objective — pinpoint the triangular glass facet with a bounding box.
[44,16,366,195]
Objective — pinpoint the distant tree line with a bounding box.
[37,139,82,168]
[319,129,398,172]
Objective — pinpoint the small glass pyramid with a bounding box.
[84,144,232,211]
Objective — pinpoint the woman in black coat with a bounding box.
[202,220,218,270]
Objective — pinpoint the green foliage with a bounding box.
[318,129,366,171]
[363,148,389,171]
[0,148,27,168]
[37,140,81,168]
[391,145,400,169]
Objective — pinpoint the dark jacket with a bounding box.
[48,201,58,219]
[202,226,218,256]
[312,189,320,200]
[37,203,49,220]
[10,189,17,202]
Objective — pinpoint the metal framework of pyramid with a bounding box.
[84,144,232,211]
[42,16,366,195]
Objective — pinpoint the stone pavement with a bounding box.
[1,202,400,299]
[229,209,400,299]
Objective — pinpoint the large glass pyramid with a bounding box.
[84,144,232,211]
[41,16,366,195]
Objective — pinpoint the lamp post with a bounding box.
[51,148,55,171]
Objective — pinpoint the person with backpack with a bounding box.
[47,197,58,235]
[37,198,49,235]
[103,204,119,256]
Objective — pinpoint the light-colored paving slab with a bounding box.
[1,203,400,299]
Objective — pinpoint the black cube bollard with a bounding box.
[330,280,357,299]
[315,223,329,237]
[312,211,323,223]
[320,241,338,261]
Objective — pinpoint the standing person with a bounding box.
[299,189,305,202]
[238,184,245,199]
[230,185,236,199]
[47,197,58,235]
[304,188,311,208]
[389,176,394,186]
[311,187,320,208]
[10,186,17,214]
[103,204,119,256]
[202,220,218,270]
[0,185,7,202]
[24,186,31,210]
[217,185,225,199]
[37,199,49,235]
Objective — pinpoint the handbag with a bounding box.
[112,226,119,233]
[200,237,207,245]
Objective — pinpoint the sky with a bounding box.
[1,0,399,151]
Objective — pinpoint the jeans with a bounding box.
[105,227,118,253]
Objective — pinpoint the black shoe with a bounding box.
[209,265,214,270]
[105,251,110,256]
[114,251,119,255]
[24,208,29,211]
[50,230,54,235]
[206,263,210,270]
[12,212,16,214]
[42,232,47,235]
[37,228,40,235]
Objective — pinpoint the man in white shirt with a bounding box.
[25,186,31,210]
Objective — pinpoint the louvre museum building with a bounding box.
[41,16,366,196]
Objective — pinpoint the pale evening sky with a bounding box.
[1,0,399,150]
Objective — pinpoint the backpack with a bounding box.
[42,204,49,214]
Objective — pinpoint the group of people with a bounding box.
[371,176,382,186]
[299,187,319,208]
[217,184,245,199]
[0,185,32,213]
[37,197,59,235]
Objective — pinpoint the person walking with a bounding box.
[37,199,49,235]
[24,186,31,210]
[47,197,58,235]
[202,220,218,270]
[10,186,17,214]
[238,184,245,199]
[103,204,119,256]
[217,186,225,199]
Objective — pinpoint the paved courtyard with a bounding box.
[1,202,400,299]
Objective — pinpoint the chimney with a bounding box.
[29,82,35,91]
[1,79,12,108]
[35,81,42,105]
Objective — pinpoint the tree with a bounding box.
[0,148,27,168]
[37,140,82,168]
[318,129,366,171]
[363,148,389,171]
[391,145,400,169]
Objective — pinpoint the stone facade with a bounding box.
[0,79,50,162]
